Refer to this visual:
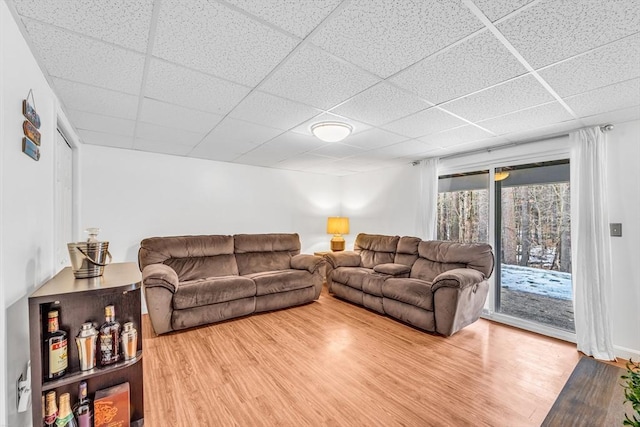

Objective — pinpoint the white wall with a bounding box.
[340,123,640,359]
[78,145,341,263]
[340,164,420,249]
[0,2,59,425]
[606,120,640,358]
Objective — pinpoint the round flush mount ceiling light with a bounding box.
[311,122,353,142]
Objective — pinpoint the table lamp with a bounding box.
[327,217,349,251]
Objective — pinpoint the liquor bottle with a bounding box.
[55,393,78,427]
[73,382,93,427]
[44,310,68,380]
[99,305,120,366]
[44,391,57,427]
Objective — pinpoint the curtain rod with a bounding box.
[413,123,614,164]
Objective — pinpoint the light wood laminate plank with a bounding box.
[142,290,586,426]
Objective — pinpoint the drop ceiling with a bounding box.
[7,0,640,176]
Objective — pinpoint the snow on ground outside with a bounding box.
[500,264,572,300]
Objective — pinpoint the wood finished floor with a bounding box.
[142,289,584,426]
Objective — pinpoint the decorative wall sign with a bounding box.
[22,136,41,161]
[22,89,41,161]
[23,120,41,145]
[22,100,40,129]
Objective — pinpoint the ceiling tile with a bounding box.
[330,82,430,126]
[231,153,283,168]
[139,98,223,133]
[53,79,139,120]
[338,128,408,150]
[477,102,574,135]
[135,122,206,147]
[471,0,535,22]
[311,0,482,78]
[15,0,153,51]
[223,0,341,38]
[23,20,145,94]
[565,79,640,118]
[260,45,380,110]
[538,34,640,97]
[256,132,326,156]
[309,142,366,159]
[497,0,640,69]
[439,135,511,155]
[580,105,640,126]
[153,0,298,85]
[290,112,372,137]
[67,110,136,137]
[197,117,284,148]
[189,142,253,162]
[144,59,250,116]
[419,125,494,148]
[133,138,193,156]
[276,154,334,171]
[441,75,555,122]
[390,31,527,104]
[229,91,322,131]
[78,130,133,149]
[500,120,582,143]
[382,108,467,138]
[367,140,439,159]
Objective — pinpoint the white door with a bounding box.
[54,129,73,269]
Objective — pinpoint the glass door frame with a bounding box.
[437,146,575,343]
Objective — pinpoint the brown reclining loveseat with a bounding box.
[325,233,494,336]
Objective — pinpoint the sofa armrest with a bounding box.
[291,254,325,274]
[431,268,485,292]
[142,264,179,293]
[373,263,411,277]
[324,251,362,268]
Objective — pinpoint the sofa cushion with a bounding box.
[139,235,239,281]
[165,254,239,282]
[354,233,400,268]
[410,258,466,282]
[234,233,300,275]
[394,236,421,267]
[373,263,411,276]
[245,269,313,296]
[173,276,256,310]
[382,278,434,311]
[331,266,375,290]
[417,240,494,277]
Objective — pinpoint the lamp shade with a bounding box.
[311,122,352,142]
[327,217,349,235]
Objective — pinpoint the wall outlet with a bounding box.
[610,223,622,237]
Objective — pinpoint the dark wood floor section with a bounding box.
[142,290,582,426]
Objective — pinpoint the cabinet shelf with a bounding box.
[42,351,143,391]
[29,263,144,426]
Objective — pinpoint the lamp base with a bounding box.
[330,235,345,252]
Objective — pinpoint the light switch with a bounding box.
[610,223,622,237]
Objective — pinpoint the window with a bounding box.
[437,170,489,243]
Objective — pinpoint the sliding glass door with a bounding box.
[494,160,574,332]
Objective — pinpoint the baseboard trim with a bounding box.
[613,345,640,361]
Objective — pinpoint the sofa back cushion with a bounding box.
[394,236,421,267]
[234,233,300,275]
[354,233,400,268]
[410,241,494,282]
[138,235,239,281]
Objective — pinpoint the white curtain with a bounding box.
[418,157,439,240]
[570,127,616,361]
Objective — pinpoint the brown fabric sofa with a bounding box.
[138,233,325,334]
[325,233,494,336]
